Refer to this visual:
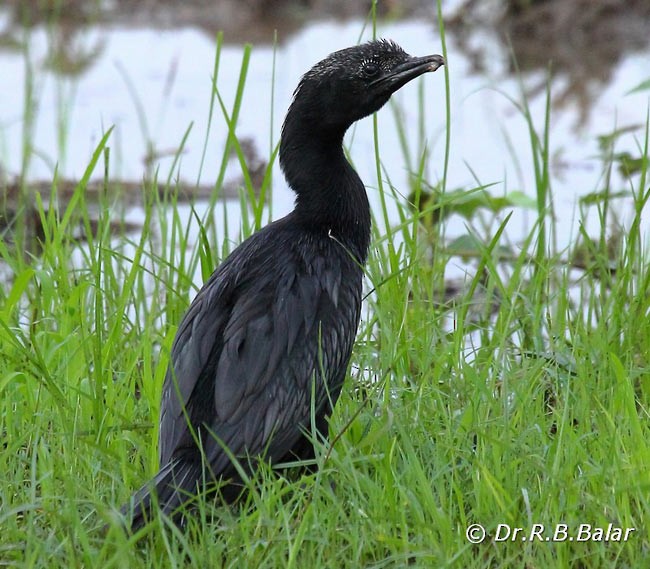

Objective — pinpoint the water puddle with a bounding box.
[1,4,649,252]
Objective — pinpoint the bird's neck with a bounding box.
[279,123,371,264]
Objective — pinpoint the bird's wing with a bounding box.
[158,239,359,476]
[203,256,352,473]
[157,268,233,465]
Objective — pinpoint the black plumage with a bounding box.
[121,39,444,530]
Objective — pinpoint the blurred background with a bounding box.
[1,0,649,249]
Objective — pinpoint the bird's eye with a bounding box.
[363,62,380,77]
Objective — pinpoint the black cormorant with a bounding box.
[121,39,444,530]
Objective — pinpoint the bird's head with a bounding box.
[287,39,444,135]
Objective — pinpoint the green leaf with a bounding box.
[626,78,650,95]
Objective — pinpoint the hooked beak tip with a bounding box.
[427,55,445,72]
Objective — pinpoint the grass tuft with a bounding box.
[1,10,649,568]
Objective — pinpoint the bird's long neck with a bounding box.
[280,116,371,264]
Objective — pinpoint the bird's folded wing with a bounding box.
[159,255,345,469]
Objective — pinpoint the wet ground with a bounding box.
[1,0,649,250]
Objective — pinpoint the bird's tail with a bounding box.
[120,459,204,532]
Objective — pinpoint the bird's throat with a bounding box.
[280,127,371,263]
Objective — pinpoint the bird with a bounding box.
[119,39,444,531]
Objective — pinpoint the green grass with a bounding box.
[2,11,650,569]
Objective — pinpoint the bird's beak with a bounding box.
[371,54,445,92]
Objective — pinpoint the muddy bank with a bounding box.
[1,0,432,43]
[448,0,650,127]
